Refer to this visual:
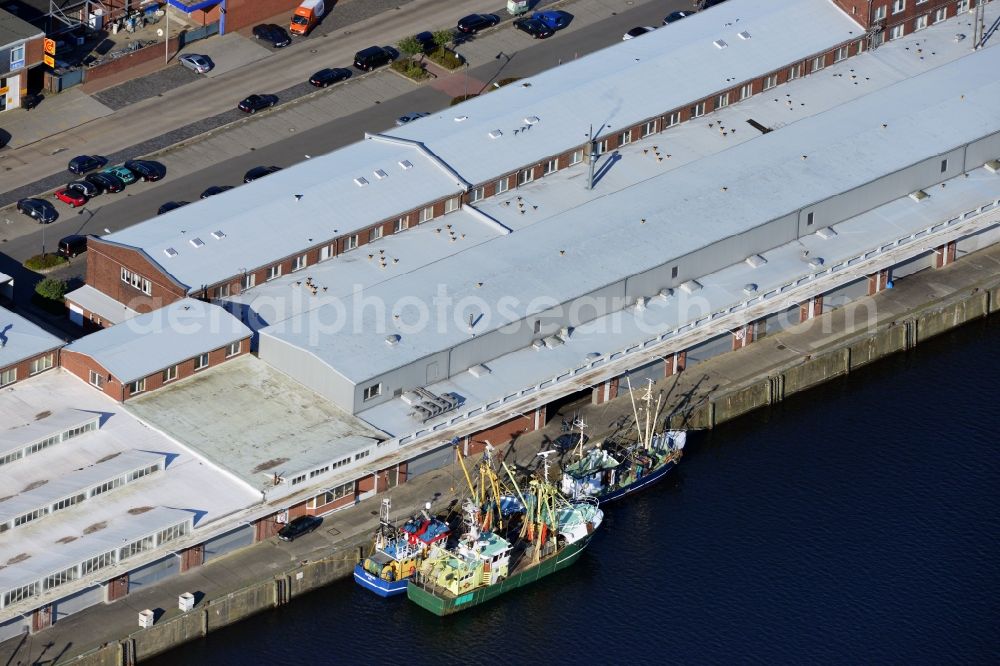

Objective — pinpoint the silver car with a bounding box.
[179,54,213,74]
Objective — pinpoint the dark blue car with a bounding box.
[532,10,572,31]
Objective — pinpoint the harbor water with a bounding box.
[150,319,999,665]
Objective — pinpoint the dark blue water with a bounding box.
[151,320,1000,665]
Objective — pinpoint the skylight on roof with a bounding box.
[164,248,178,258]
[738,31,751,40]
[488,129,503,139]
[524,116,540,125]
[714,39,728,49]
[189,238,204,248]
[398,160,413,170]
[374,169,388,180]
[211,230,226,240]
[354,177,369,187]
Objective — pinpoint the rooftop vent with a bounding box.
[816,227,838,240]
[808,257,826,269]
[385,334,401,346]
[488,129,503,139]
[908,189,929,202]
[679,280,703,294]
[398,160,413,170]
[531,339,546,351]
[189,237,204,248]
[354,177,369,187]
[713,39,728,49]
[584,352,601,362]
[524,116,540,125]
[658,288,674,300]
[164,247,178,258]
[737,30,751,40]
[454,115,468,122]
[468,364,491,378]
[745,254,767,268]
[211,230,226,240]
[543,335,563,349]
[985,159,1000,173]
[374,169,388,180]
[743,283,758,295]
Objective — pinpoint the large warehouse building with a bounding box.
[4,0,999,638]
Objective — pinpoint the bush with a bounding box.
[432,29,453,50]
[24,253,68,271]
[428,47,464,70]
[398,35,424,59]
[35,277,68,302]
[390,60,429,81]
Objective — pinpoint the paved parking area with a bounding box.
[0,89,113,149]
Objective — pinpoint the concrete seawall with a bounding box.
[40,244,1000,665]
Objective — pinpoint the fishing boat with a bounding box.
[407,450,603,616]
[560,378,685,503]
[353,498,450,597]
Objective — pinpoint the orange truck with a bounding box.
[290,0,325,36]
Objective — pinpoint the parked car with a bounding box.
[513,17,555,39]
[102,165,138,185]
[396,111,429,126]
[532,10,572,31]
[238,94,279,114]
[157,201,190,215]
[200,185,234,199]
[84,171,125,193]
[16,198,58,224]
[179,53,213,74]
[67,154,105,175]
[124,159,166,182]
[309,67,351,87]
[244,166,282,183]
[623,26,656,40]
[353,45,394,71]
[252,23,291,48]
[58,234,88,258]
[663,11,694,24]
[277,515,323,542]
[54,187,88,207]
[456,13,500,34]
[67,180,99,198]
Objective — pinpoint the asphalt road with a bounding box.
[1,0,691,307]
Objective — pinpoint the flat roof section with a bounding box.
[126,355,388,495]
[64,285,139,326]
[63,298,251,383]
[0,7,44,47]
[389,0,863,185]
[103,136,468,292]
[0,305,64,370]
[260,43,1000,386]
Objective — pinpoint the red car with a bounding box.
[55,187,88,208]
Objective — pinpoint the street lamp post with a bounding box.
[164,9,170,64]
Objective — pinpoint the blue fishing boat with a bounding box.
[354,498,450,597]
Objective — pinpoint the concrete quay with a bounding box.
[2,241,998,665]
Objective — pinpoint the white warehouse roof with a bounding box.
[260,43,1000,385]
[390,0,864,184]
[64,298,251,383]
[0,306,63,369]
[101,135,468,291]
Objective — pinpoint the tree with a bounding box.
[398,35,424,59]
[35,277,68,302]
[432,29,453,51]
